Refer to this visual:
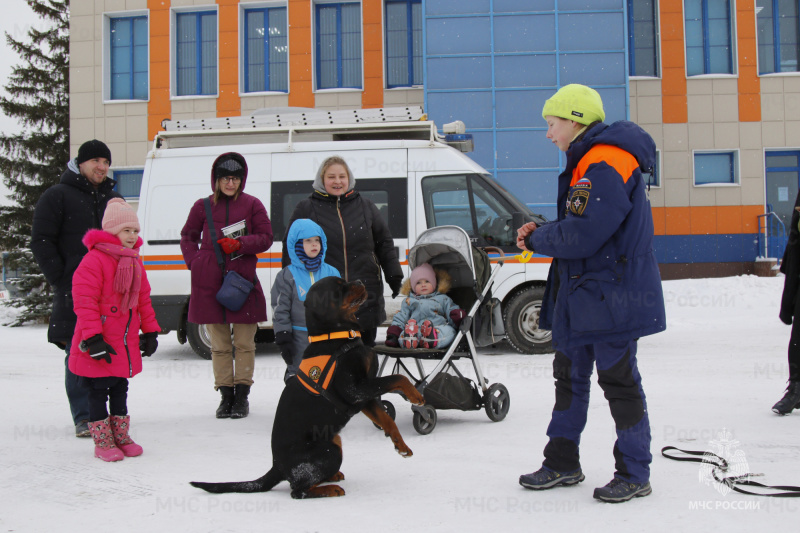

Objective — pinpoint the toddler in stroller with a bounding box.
[375,225,510,435]
[384,263,465,350]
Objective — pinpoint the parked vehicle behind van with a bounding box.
[138,107,552,358]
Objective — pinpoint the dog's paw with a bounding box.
[407,389,425,406]
[395,445,414,458]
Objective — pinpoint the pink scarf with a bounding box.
[94,243,142,311]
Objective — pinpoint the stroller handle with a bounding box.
[483,246,505,266]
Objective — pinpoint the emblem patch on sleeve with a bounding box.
[569,189,590,216]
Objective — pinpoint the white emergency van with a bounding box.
[137,107,552,358]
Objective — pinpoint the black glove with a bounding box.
[388,275,404,299]
[275,330,294,366]
[139,332,158,357]
[80,334,116,364]
[385,325,402,347]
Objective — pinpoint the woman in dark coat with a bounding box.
[775,190,800,415]
[282,155,403,346]
[181,152,273,419]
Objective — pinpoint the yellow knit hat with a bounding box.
[541,84,605,125]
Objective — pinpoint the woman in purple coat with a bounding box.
[181,153,273,419]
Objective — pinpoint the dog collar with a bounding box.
[308,330,361,343]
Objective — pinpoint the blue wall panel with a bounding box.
[427,56,493,89]
[426,18,491,54]
[424,0,629,222]
[494,0,554,12]
[493,14,556,52]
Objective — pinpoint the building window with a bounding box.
[175,11,217,96]
[644,150,661,187]
[385,0,422,87]
[694,151,738,185]
[628,0,659,77]
[110,16,148,100]
[113,169,145,199]
[315,2,362,89]
[244,7,288,93]
[757,0,800,74]
[684,0,735,75]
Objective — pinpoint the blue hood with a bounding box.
[286,218,328,267]
[574,121,656,174]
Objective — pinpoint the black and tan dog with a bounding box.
[190,277,424,499]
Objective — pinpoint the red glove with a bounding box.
[449,309,466,328]
[385,325,402,347]
[217,237,242,254]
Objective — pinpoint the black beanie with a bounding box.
[76,139,112,165]
[214,156,245,180]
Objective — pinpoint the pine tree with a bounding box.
[0,0,69,326]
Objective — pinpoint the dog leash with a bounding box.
[661,446,800,498]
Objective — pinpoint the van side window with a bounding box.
[271,178,407,241]
[421,174,516,248]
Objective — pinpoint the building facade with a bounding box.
[70,0,800,277]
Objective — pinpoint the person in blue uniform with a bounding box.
[516,84,666,503]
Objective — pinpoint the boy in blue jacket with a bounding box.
[516,84,666,503]
[271,219,340,381]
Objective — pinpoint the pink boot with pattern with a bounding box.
[419,320,439,349]
[110,415,143,457]
[88,418,124,462]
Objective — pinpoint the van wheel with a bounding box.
[503,286,553,354]
[186,322,212,360]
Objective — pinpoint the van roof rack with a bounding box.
[151,106,472,153]
[163,106,426,131]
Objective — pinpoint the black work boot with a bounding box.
[216,386,235,419]
[230,384,250,419]
[772,381,800,415]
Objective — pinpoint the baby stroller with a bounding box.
[374,225,510,435]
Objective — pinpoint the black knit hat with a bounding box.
[214,155,245,180]
[76,139,112,165]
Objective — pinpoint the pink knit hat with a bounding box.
[102,198,140,235]
[409,263,436,292]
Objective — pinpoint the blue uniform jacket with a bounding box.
[528,121,666,350]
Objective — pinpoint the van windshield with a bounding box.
[421,173,545,250]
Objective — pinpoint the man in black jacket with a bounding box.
[31,140,122,437]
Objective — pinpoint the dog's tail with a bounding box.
[190,467,284,494]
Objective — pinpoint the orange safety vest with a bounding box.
[297,355,337,396]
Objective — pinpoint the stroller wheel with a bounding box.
[484,383,510,422]
[412,405,437,435]
[372,400,396,430]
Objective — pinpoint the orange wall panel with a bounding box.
[651,207,667,236]
[690,206,717,235]
[217,1,240,118]
[736,0,761,122]
[659,3,688,124]
[148,0,171,140]
[288,0,314,108]
[362,0,384,108]
[716,205,744,234]
[665,206,692,235]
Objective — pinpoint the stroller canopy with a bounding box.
[408,226,491,300]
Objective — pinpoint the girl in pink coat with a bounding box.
[69,199,160,462]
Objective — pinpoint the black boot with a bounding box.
[772,381,800,415]
[216,386,235,419]
[230,384,250,419]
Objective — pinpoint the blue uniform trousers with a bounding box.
[542,339,652,484]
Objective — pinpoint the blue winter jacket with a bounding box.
[271,219,340,362]
[528,121,666,350]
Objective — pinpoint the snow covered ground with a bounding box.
[2,275,798,532]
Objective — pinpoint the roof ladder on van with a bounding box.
[151,106,474,153]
